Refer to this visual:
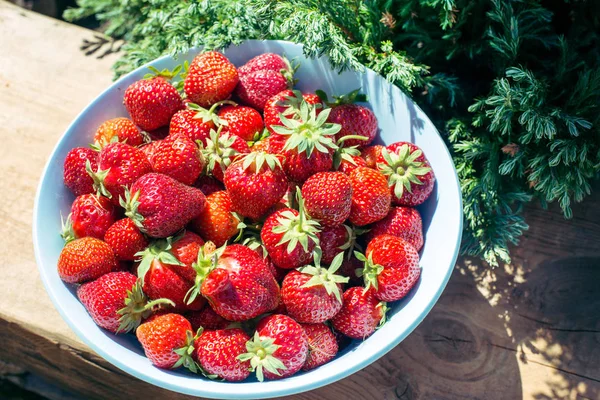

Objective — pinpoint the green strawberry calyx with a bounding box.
[145,65,186,92]
[316,88,368,106]
[298,249,349,303]
[237,332,287,382]
[185,241,226,305]
[377,145,432,200]
[280,55,299,88]
[189,100,235,126]
[134,235,185,285]
[121,188,144,231]
[271,101,340,158]
[116,279,175,333]
[240,151,283,174]
[272,188,320,253]
[376,301,390,328]
[85,159,112,199]
[60,213,76,244]
[354,250,384,291]
[200,127,241,177]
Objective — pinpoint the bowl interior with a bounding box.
[33,40,462,399]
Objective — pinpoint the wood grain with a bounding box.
[0,2,599,399]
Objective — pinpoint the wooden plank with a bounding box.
[0,2,599,399]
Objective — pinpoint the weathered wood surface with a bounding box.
[0,2,599,399]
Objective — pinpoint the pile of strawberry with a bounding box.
[58,51,435,382]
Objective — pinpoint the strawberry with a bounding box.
[338,153,367,175]
[301,323,339,371]
[169,102,223,145]
[272,101,340,182]
[189,190,240,247]
[124,77,183,131]
[65,194,116,240]
[187,243,280,321]
[94,117,144,147]
[238,314,308,381]
[224,152,288,220]
[376,142,435,206]
[57,237,117,283]
[193,175,224,196]
[264,90,323,135]
[168,231,206,282]
[362,145,384,169]
[186,306,230,331]
[104,218,149,261]
[77,271,173,333]
[301,171,352,227]
[261,190,321,269]
[332,139,367,175]
[122,173,206,238]
[366,206,424,251]
[319,224,355,264]
[136,313,193,368]
[235,70,292,111]
[348,167,391,226]
[139,140,162,160]
[281,251,348,323]
[201,129,250,182]
[357,234,421,302]
[148,134,204,185]
[217,104,264,141]
[63,147,97,196]
[331,287,387,339]
[184,51,239,107]
[87,142,153,205]
[194,328,251,382]
[238,53,291,76]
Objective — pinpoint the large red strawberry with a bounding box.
[104,218,149,261]
[167,231,205,282]
[188,244,280,321]
[94,117,144,147]
[124,77,183,131]
[376,142,435,206]
[223,152,288,220]
[301,323,339,371]
[122,173,206,238]
[357,234,421,302]
[57,237,117,283]
[301,171,352,227]
[264,90,323,136]
[63,147,97,197]
[235,70,292,111]
[366,206,423,250]
[238,53,291,76]
[261,191,321,269]
[77,271,173,333]
[184,51,239,107]
[88,142,153,205]
[331,287,387,339]
[186,306,230,331]
[169,102,223,145]
[189,190,240,247]
[194,328,251,382]
[201,129,250,182]
[148,134,204,185]
[217,104,264,141]
[362,145,384,169]
[348,167,391,226]
[63,194,116,241]
[281,251,348,323]
[238,314,308,381]
[136,313,193,368]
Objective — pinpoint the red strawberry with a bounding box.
[77,271,173,333]
[224,152,288,220]
[189,191,240,247]
[194,328,251,382]
[122,173,206,238]
[366,206,423,250]
[169,231,205,282]
[235,70,292,111]
[94,117,144,147]
[218,104,264,141]
[186,306,230,331]
[104,218,149,261]
[261,191,321,269]
[88,142,153,205]
[281,251,348,323]
[64,194,116,241]
[140,140,162,160]
[238,53,291,76]
[184,52,239,107]
[57,237,117,283]
[348,167,391,226]
[301,172,352,227]
[189,244,280,321]
[201,129,250,182]
[331,287,387,339]
[362,145,384,169]
[329,104,378,147]
[238,314,308,381]
[124,77,183,131]
[169,102,223,145]
[63,147,97,196]
[338,154,367,175]
[358,234,421,302]
[301,323,339,371]
[193,175,224,196]
[136,313,193,368]
[320,224,354,264]
[264,90,323,135]
[376,142,435,206]
[148,134,204,185]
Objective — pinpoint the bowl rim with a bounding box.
[33,39,463,398]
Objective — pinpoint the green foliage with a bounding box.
[64,0,600,267]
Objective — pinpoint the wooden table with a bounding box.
[1,2,599,399]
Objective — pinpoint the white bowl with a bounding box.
[33,40,462,399]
